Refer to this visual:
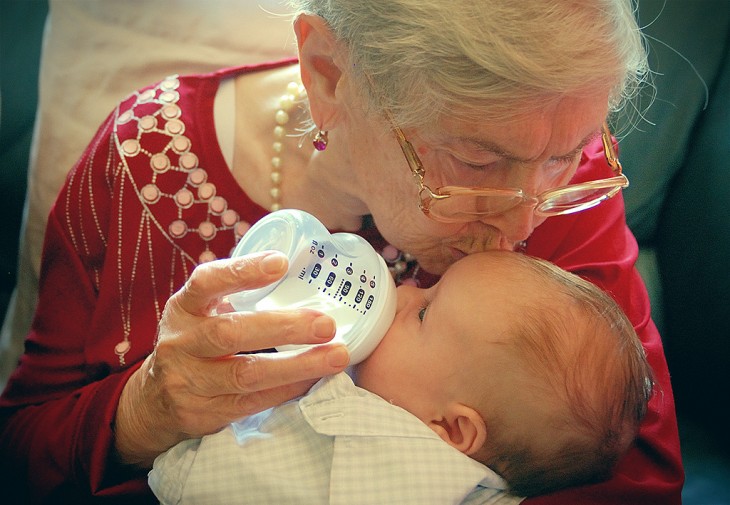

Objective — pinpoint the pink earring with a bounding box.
[312,130,329,151]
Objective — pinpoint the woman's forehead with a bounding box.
[419,95,609,160]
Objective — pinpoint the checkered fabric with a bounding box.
[149,373,524,505]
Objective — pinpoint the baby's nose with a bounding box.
[395,284,419,313]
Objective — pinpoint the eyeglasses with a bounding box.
[391,120,628,223]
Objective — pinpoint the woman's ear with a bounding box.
[293,13,343,129]
[428,404,487,456]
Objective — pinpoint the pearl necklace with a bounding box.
[270,81,306,211]
[381,244,421,286]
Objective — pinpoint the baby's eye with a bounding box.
[418,305,428,322]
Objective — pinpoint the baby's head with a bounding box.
[352,251,653,497]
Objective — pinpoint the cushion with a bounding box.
[618,0,729,245]
[0,0,296,387]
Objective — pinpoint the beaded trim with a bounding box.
[270,81,306,211]
[108,75,254,364]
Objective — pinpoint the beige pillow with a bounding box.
[0,0,296,387]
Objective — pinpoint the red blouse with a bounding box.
[0,59,683,504]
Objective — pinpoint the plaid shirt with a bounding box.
[150,372,523,504]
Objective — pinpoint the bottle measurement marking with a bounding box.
[301,260,379,315]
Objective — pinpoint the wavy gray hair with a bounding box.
[289,0,648,128]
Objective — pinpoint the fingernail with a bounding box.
[260,252,286,274]
[312,315,336,340]
[326,346,350,367]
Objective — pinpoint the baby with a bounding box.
[149,251,653,504]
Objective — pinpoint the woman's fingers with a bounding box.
[115,251,352,468]
[160,378,321,439]
[162,250,339,356]
[174,344,350,397]
[173,251,289,317]
[174,309,337,358]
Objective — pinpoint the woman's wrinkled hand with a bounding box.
[114,250,349,468]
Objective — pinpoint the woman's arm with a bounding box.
[0,112,157,501]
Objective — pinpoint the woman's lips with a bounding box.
[448,247,468,261]
[448,237,516,259]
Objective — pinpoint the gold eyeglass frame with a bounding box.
[389,117,628,222]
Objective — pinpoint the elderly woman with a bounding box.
[0,0,682,503]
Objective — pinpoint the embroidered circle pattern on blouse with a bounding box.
[111,74,252,364]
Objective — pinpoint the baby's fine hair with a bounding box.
[288,0,649,128]
[481,254,654,497]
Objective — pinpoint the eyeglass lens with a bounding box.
[426,179,627,221]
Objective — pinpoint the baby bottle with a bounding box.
[228,209,397,365]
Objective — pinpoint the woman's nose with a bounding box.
[488,164,551,244]
[505,205,543,244]
[477,202,541,247]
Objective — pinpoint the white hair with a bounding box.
[289,0,649,128]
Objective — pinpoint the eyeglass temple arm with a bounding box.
[364,71,427,184]
[601,122,623,174]
[392,126,426,182]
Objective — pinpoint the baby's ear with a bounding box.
[427,404,487,456]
